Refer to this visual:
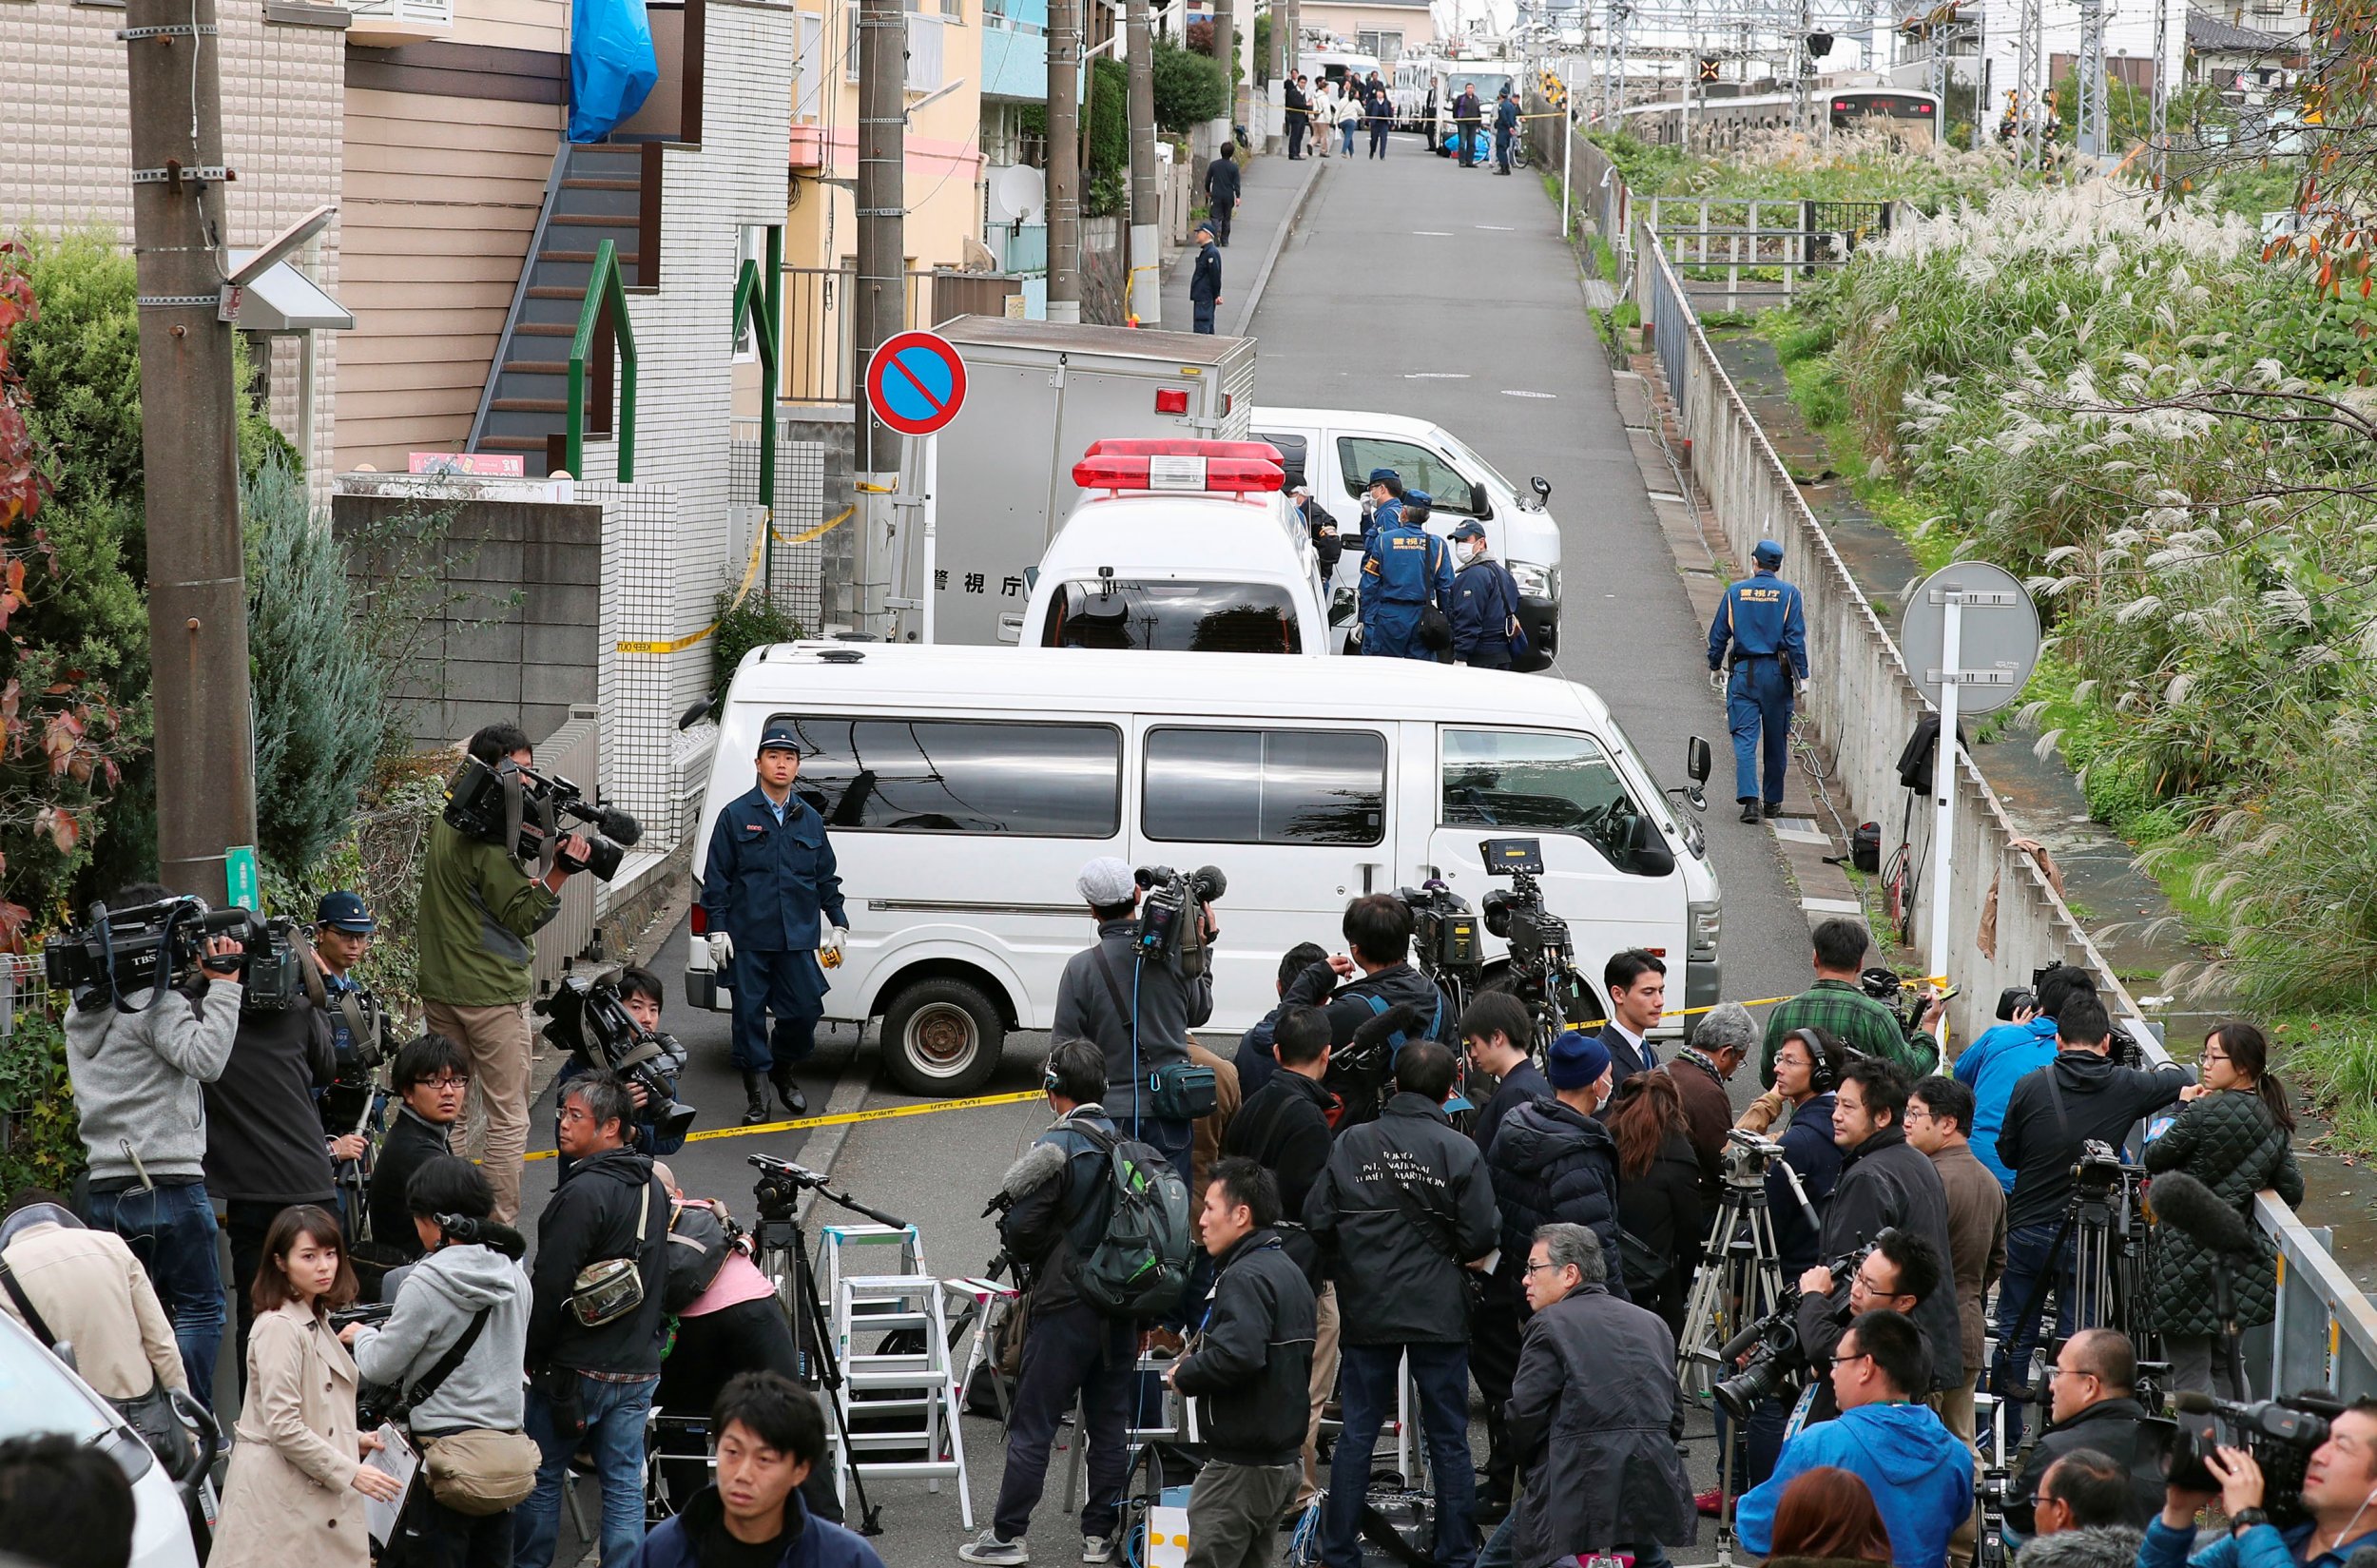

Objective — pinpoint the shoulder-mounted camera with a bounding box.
[46,897,264,1014]
[444,754,643,882]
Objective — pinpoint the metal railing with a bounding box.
[1643,195,1892,304]
[567,239,637,482]
[1630,217,2377,1403]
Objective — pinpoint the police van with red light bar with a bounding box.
[1010,438,1346,654]
[681,642,1723,1094]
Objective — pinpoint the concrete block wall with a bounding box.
[0,0,348,494]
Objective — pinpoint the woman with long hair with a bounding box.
[1766,1467,1894,1567]
[1604,1070,1706,1335]
[2145,1019,2304,1400]
[209,1206,401,1568]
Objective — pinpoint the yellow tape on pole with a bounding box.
[614,507,857,654]
[521,1088,1045,1161]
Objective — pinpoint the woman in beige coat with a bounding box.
[209,1205,403,1568]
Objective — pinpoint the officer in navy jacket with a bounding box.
[702,726,847,1122]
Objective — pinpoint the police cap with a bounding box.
[1752,537,1785,566]
[758,726,802,756]
[1366,467,1400,486]
[316,890,375,933]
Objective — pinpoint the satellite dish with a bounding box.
[991,164,1046,225]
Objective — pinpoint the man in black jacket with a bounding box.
[1304,1041,1499,1568]
[367,1032,473,1267]
[1788,1225,1943,1425]
[1461,992,1547,1162]
[2007,1330,2166,1536]
[1991,995,2189,1447]
[1166,1158,1315,1568]
[1221,1006,1339,1511]
[1285,75,1310,158]
[1280,893,1454,1127]
[1203,143,1241,245]
[517,1074,670,1568]
[962,1040,1136,1568]
[1818,1057,1966,1398]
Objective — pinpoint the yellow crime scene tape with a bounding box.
[1661,975,1947,1022]
[614,506,857,655]
[517,975,1950,1160]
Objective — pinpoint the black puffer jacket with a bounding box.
[1170,1229,1316,1465]
[1486,1097,1631,1305]
[527,1146,668,1376]
[1819,1126,1962,1391]
[1304,1092,1499,1345]
[2144,1089,2302,1336]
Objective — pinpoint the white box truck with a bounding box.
[894,316,1256,647]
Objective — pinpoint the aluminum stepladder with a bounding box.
[820,1222,974,1525]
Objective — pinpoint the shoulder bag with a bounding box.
[1091,945,1217,1121]
[569,1180,660,1326]
[0,1258,197,1479]
[396,1306,541,1515]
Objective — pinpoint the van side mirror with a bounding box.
[1329,586,1359,627]
[1530,475,1553,509]
[1687,736,1712,784]
[1469,480,1491,518]
[676,697,715,731]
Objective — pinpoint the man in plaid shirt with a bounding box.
[1760,918,1945,1086]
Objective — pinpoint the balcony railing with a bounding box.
[347,0,453,26]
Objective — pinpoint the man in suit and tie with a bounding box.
[1598,949,1667,1088]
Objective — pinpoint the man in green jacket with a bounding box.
[419,722,589,1223]
[1760,917,1945,1088]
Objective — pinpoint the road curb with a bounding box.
[1230,154,1327,337]
[790,1032,877,1215]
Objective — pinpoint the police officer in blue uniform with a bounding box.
[702,726,848,1122]
[1708,536,1809,823]
[1358,472,1454,660]
[1189,221,1222,334]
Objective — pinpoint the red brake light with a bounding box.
[689,904,709,936]
[1155,388,1190,415]
[1073,437,1286,495]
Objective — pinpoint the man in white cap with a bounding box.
[1050,857,1216,1184]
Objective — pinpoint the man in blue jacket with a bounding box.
[1360,476,1455,661]
[2137,1399,2377,1568]
[703,726,847,1121]
[629,1371,885,1568]
[1189,221,1223,334]
[1708,536,1809,824]
[1449,520,1524,669]
[1952,964,2099,1190]
[1493,87,1520,174]
[1735,1308,1973,1568]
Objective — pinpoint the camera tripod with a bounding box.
[1995,1162,2152,1419]
[1677,1150,1821,1396]
[749,1153,908,1537]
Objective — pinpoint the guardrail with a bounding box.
[1628,210,2377,1405]
[567,239,637,483]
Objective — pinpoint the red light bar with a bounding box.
[1073,438,1285,495]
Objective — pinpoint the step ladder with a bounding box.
[1060,1347,1200,1515]
[820,1224,974,1526]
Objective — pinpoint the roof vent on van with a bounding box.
[815,648,866,664]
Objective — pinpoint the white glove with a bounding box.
[1708,668,1725,693]
[821,925,847,961]
[706,931,734,967]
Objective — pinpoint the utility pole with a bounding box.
[1215,0,1237,130]
[853,0,904,631]
[126,0,258,904]
[2146,0,2171,184]
[1048,0,1083,322]
[1126,0,1160,326]
[2014,0,2044,168]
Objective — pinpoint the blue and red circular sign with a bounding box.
[864,330,969,436]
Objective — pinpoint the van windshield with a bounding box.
[1043,580,1304,654]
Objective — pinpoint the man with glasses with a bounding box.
[1737,1309,1973,1568]
[1822,1058,1968,1403]
[1790,1226,1944,1426]
[2006,1329,2163,1536]
[369,1034,473,1264]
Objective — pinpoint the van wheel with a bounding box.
[879,978,1004,1096]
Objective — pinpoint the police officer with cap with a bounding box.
[1189,221,1223,335]
[312,891,385,1210]
[702,726,848,1122]
[1448,519,1525,669]
[1359,474,1454,661]
[1708,536,1809,823]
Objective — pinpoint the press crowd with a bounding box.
[0,719,2369,1568]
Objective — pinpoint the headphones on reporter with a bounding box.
[1788,1028,1839,1095]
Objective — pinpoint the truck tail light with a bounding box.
[1155,388,1190,415]
[1073,437,1285,495]
[689,904,709,937]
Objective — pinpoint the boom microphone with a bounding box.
[2172,1389,2218,1415]
[2152,1171,2258,1257]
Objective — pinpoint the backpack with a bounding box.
[661,1200,734,1313]
[1073,1127,1193,1321]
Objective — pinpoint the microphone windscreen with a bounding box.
[2152,1171,2259,1257]
[998,1139,1069,1200]
[2171,1389,2217,1414]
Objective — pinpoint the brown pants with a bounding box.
[1298,1283,1341,1509]
[1932,1383,1979,1568]
[425,999,532,1224]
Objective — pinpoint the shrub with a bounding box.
[1152,36,1228,130]
[711,590,805,710]
[0,1015,83,1195]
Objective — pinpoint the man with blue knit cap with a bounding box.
[1359,473,1455,661]
[1708,536,1809,824]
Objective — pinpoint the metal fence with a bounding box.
[1641,196,1893,306]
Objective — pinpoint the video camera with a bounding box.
[1398,881,1482,986]
[1133,863,1227,978]
[45,896,264,1013]
[2168,1389,2339,1526]
[443,754,642,881]
[1478,838,1586,1046]
[2072,1138,2133,1200]
[536,971,696,1145]
[1709,1233,1885,1421]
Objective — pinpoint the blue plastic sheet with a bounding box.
[569,0,658,143]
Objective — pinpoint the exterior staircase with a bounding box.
[469,144,651,465]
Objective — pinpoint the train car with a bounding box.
[1616,86,1941,150]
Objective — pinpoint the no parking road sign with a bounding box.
[864,330,968,436]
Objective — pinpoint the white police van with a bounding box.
[683,644,1721,1094]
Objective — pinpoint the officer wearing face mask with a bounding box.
[1447,520,1526,670]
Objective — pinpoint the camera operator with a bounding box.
[62,880,245,1410]
[1304,1039,1500,1568]
[1992,994,2190,1448]
[1793,1228,1945,1426]
[2142,1400,2377,1568]
[204,923,343,1386]
[961,1040,1135,1568]
[420,723,590,1226]
[311,892,385,1227]
[1738,1309,1974,1568]
[1051,858,1216,1183]
[1277,893,1452,1128]
[2007,1331,2164,1537]
[1907,1075,2005,1462]
[516,1074,670,1568]
[370,1036,473,1269]
[2144,1021,2303,1403]
[1761,920,1944,1087]
[1739,1027,1849,1271]
[342,1155,533,1568]
[1957,966,2100,1192]
[551,966,688,1179]
[1462,992,1549,1161]
[1822,1058,1966,1401]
